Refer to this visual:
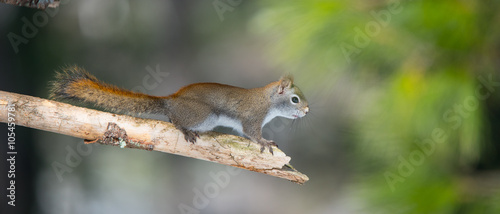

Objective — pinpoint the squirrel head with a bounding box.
[272,75,309,119]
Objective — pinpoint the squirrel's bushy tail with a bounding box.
[49,66,165,115]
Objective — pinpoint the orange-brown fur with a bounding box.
[50,66,165,115]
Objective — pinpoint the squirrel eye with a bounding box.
[291,96,299,104]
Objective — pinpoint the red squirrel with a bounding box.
[50,66,309,154]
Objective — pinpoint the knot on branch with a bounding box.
[86,122,154,151]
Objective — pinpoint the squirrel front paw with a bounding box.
[258,139,278,155]
[182,129,200,143]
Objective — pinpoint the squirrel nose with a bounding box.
[304,107,309,114]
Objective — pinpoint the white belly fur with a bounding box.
[191,114,243,135]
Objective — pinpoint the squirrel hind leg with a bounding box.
[180,128,199,143]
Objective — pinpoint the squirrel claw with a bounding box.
[259,140,277,155]
[182,130,199,143]
[269,141,278,148]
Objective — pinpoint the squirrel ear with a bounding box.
[278,75,293,94]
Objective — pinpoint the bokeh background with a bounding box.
[1,0,500,213]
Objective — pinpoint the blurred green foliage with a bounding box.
[252,0,500,213]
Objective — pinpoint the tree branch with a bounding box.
[0,90,309,184]
[0,0,60,9]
